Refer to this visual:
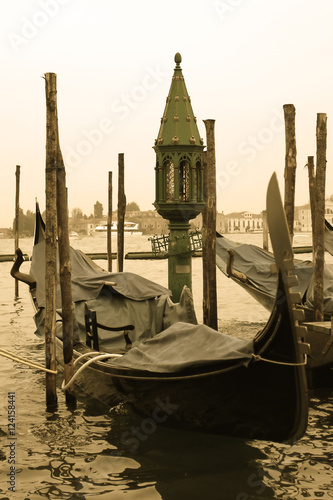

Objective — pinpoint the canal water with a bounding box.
[0,233,332,499]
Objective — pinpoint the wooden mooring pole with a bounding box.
[44,73,58,409]
[202,119,218,330]
[45,72,76,406]
[307,156,316,254]
[202,150,208,316]
[14,165,20,299]
[56,145,76,407]
[117,154,126,272]
[283,104,297,243]
[313,113,327,321]
[107,171,112,272]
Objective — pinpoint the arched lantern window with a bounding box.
[179,158,190,202]
[164,158,174,202]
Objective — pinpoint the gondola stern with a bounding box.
[264,172,309,441]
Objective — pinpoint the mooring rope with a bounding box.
[61,351,308,389]
[0,348,57,374]
[0,346,307,388]
[252,353,308,366]
[61,352,123,391]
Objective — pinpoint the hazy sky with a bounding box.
[1,0,332,228]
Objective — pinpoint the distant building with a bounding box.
[294,204,311,232]
[69,211,172,236]
[222,211,263,234]
[294,200,333,232]
[69,218,100,235]
[127,210,169,235]
[67,200,333,237]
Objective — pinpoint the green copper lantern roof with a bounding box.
[154,53,204,148]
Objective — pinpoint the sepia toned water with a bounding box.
[0,233,332,499]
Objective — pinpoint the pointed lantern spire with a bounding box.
[155,52,204,147]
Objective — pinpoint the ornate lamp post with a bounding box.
[153,53,205,301]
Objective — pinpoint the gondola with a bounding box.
[216,226,333,375]
[11,173,309,443]
[216,230,333,319]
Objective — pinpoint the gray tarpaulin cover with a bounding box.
[110,322,254,373]
[31,241,198,350]
[305,265,333,314]
[215,235,333,313]
[30,240,170,307]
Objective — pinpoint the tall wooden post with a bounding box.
[14,165,20,299]
[45,72,76,406]
[313,113,327,321]
[44,73,58,409]
[117,153,126,272]
[202,151,208,320]
[307,156,316,254]
[283,104,297,243]
[107,171,113,272]
[202,119,217,330]
[56,146,76,407]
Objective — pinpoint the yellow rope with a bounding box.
[61,352,122,391]
[0,348,57,374]
[0,346,306,385]
[252,353,307,367]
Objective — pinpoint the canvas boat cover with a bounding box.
[30,240,171,307]
[110,322,254,373]
[216,234,333,313]
[31,240,198,350]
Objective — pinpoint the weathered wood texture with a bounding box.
[307,156,316,254]
[117,154,126,272]
[313,113,327,321]
[283,104,297,243]
[56,151,76,406]
[44,73,58,408]
[202,150,208,314]
[45,72,76,406]
[107,171,112,272]
[14,165,20,298]
[202,119,217,330]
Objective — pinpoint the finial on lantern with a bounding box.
[174,52,182,67]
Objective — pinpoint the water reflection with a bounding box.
[7,395,275,500]
[2,377,332,499]
[16,401,145,499]
[105,405,275,500]
[252,388,333,499]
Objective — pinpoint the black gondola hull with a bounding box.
[54,275,308,444]
[110,361,304,443]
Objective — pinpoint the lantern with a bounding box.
[153,53,206,301]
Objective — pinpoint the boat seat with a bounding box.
[84,303,134,351]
